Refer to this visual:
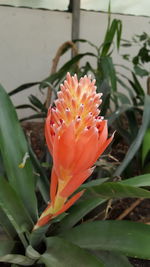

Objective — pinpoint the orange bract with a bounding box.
[33,73,113,230]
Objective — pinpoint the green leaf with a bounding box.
[15,104,38,112]
[90,181,150,199]
[114,92,131,105]
[108,104,132,126]
[128,72,145,97]
[116,20,122,50]
[0,84,37,221]
[93,251,132,267]
[114,95,150,176]
[61,220,150,259]
[80,178,109,189]
[0,176,33,233]
[41,237,104,267]
[134,65,149,77]
[125,110,139,142]
[42,52,96,88]
[0,254,34,266]
[142,127,150,165]
[28,94,47,113]
[26,245,40,261]
[101,19,122,56]
[0,207,16,239]
[101,57,117,92]
[117,77,135,101]
[8,82,40,96]
[120,173,150,187]
[73,39,98,51]
[58,197,105,233]
[0,240,15,256]
[20,113,46,122]
[28,144,49,203]
[30,224,49,248]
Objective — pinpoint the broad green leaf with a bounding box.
[26,245,40,261]
[0,176,33,233]
[120,173,150,187]
[90,181,150,199]
[93,251,132,267]
[40,237,104,267]
[0,240,15,257]
[61,220,150,259]
[0,85,37,221]
[0,254,34,266]
[30,224,49,248]
[28,145,49,203]
[142,127,150,165]
[114,95,150,176]
[0,207,16,239]
[58,197,105,233]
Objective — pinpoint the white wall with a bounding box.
[0,6,71,118]
[0,6,149,118]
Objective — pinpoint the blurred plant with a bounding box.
[7,14,150,178]
[1,75,150,265]
[8,13,123,120]
[121,32,150,78]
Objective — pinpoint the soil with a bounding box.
[22,122,150,267]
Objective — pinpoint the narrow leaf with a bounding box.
[114,95,150,176]
[91,181,150,199]
[28,94,47,112]
[120,173,150,187]
[8,82,40,96]
[20,113,46,122]
[58,197,105,233]
[142,127,150,165]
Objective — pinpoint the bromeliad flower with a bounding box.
[34,73,113,230]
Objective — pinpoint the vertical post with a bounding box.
[70,0,80,56]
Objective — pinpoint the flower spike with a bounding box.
[33,73,113,230]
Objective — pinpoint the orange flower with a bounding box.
[33,73,113,230]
